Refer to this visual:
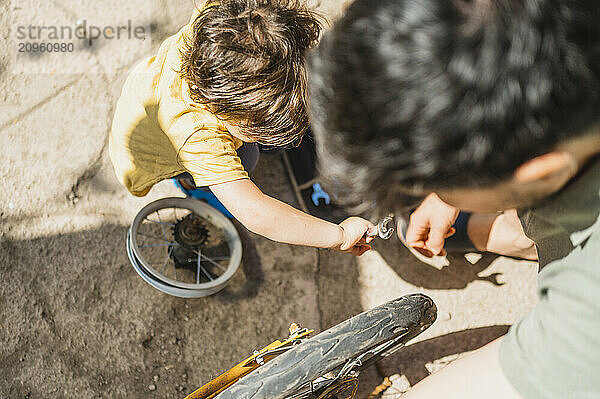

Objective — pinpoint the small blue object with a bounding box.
[311,183,331,207]
[173,179,234,219]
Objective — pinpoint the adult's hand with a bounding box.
[405,192,459,257]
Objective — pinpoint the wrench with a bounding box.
[376,215,395,239]
[311,183,331,206]
[365,215,395,240]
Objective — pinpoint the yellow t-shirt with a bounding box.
[109,13,248,197]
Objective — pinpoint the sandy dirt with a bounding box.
[0,1,539,398]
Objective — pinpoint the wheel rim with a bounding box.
[127,197,242,297]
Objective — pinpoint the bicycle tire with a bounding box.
[128,197,242,297]
[215,293,436,399]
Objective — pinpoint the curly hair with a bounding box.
[180,0,322,147]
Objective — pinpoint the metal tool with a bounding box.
[366,215,395,240]
[377,215,395,239]
[311,183,331,207]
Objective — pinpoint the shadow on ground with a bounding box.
[0,221,316,398]
[374,239,505,290]
[214,222,265,303]
[1,155,521,398]
[0,219,515,398]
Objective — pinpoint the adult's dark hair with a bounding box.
[181,0,322,147]
[309,0,600,211]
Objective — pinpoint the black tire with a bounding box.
[215,293,437,399]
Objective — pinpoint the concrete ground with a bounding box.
[0,1,539,398]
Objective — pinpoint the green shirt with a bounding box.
[500,156,600,398]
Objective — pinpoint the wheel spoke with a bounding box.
[204,256,230,261]
[196,251,202,284]
[194,251,227,272]
[129,199,241,294]
[144,217,175,227]
[156,210,170,240]
[200,265,215,281]
[140,243,174,248]
[160,247,172,274]
[137,232,171,243]
[196,250,215,283]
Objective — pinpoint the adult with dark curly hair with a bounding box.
[309,0,600,397]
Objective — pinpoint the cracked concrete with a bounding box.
[67,135,108,204]
[0,0,538,398]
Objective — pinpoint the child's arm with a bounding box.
[210,178,375,256]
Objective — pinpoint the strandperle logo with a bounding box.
[15,19,147,46]
[9,0,153,74]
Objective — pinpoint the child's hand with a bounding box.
[336,217,377,256]
[212,179,377,251]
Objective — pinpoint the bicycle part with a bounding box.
[127,197,242,298]
[185,327,314,399]
[296,322,410,398]
[174,213,210,249]
[315,377,358,399]
[214,293,437,399]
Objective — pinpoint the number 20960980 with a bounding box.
[18,42,74,53]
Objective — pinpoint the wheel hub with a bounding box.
[170,214,209,269]
[173,214,209,249]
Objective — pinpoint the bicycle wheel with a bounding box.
[214,293,437,399]
[127,197,242,298]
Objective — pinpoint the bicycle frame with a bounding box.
[185,326,410,399]
[185,294,436,399]
[185,328,314,399]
